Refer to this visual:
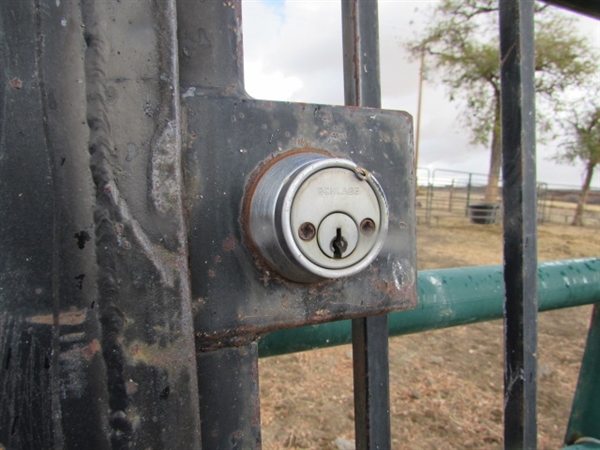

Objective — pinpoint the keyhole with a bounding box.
[331,228,348,259]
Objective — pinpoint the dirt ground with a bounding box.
[259,220,600,449]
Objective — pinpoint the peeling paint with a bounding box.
[126,339,195,380]
[182,86,196,98]
[151,121,180,216]
[8,77,23,89]
[222,236,238,252]
[105,180,177,287]
[82,339,101,360]
[28,310,86,326]
[373,259,416,301]
[126,379,139,395]
[426,274,443,287]
[59,332,86,343]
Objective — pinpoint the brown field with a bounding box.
[259,220,600,449]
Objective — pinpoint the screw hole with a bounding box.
[360,218,376,236]
[298,222,316,241]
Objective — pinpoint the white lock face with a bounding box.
[247,152,389,283]
[291,167,382,269]
[316,213,358,260]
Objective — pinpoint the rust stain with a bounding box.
[28,310,86,326]
[126,379,139,395]
[330,132,346,141]
[126,339,195,379]
[82,339,101,360]
[8,77,23,89]
[306,309,333,322]
[222,236,238,252]
[373,278,409,301]
[296,138,312,147]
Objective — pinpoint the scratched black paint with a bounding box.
[1,1,201,449]
[183,96,417,348]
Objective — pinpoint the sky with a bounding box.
[241,0,600,189]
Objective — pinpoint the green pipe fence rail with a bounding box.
[259,258,600,357]
[565,303,600,446]
[260,257,600,446]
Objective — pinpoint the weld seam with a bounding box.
[81,2,132,448]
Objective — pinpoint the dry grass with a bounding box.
[259,221,600,449]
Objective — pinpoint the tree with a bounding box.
[554,96,600,226]
[406,0,596,203]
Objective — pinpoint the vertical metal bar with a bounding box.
[537,183,547,224]
[342,0,381,109]
[448,180,454,212]
[426,182,433,226]
[177,0,245,94]
[414,46,425,174]
[177,2,261,449]
[341,1,391,449]
[351,316,390,450]
[196,343,262,449]
[465,174,472,216]
[498,2,538,449]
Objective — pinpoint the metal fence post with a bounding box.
[465,174,473,217]
[499,1,538,448]
[342,1,392,448]
[177,1,262,448]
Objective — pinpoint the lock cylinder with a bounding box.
[246,151,389,283]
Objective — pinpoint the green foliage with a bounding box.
[556,100,600,168]
[553,93,600,226]
[406,0,596,149]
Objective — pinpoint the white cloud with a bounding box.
[245,61,304,100]
[242,0,600,188]
[243,0,344,104]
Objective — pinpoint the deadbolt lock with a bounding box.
[185,96,416,343]
[246,151,389,283]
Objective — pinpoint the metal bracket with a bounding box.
[183,95,417,350]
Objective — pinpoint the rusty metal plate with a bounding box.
[183,96,417,349]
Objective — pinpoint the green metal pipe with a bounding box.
[258,258,600,357]
[565,304,600,445]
